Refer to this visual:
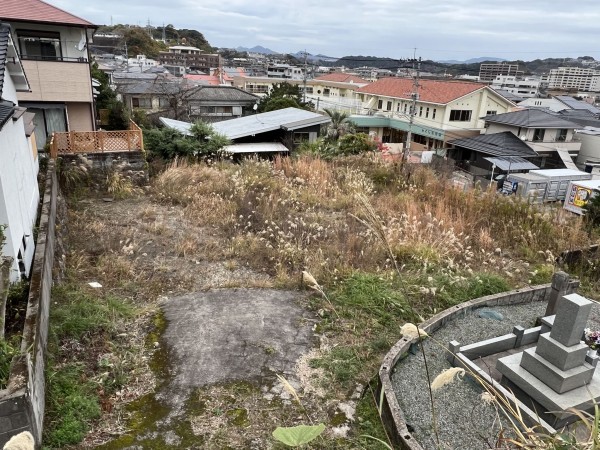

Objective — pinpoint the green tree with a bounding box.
[121,27,166,58]
[90,62,116,110]
[337,133,377,156]
[144,121,230,160]
[323,108,355,141]
[257,82,309,112]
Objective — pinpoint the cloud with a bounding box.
[51,0,600,60]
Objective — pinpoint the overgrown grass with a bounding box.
[0,335,20,390]
[44,285,135,447]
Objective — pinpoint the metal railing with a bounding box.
[49,120,144,158]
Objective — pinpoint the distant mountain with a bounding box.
[438,56,508,64]
[292,51,338,63]
[236,45,279,55]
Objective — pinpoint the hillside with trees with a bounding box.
[94,24,214,57]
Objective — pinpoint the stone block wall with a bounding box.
[0,160,60,448]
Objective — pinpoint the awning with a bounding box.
[555,148,579,170]
[484,156,539,171]
[223,142,289,154]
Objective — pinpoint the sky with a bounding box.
[51,0,600,61]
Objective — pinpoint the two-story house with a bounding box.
[305,73,369,114]
[483,109,582,169]
[1,0,97,150]
[0,22,39,281]
[349,78,516,153]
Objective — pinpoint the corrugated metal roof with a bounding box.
[0,0,95,26]
[483,156,539,171]
[160,107,331,140]
[224,142,289,153]
[484,109,580,129]
[211,108,329,139]
[532,169,587,177]
[449,131,538,157]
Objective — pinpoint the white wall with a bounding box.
[0,74,39,281]
[577,133,600,166]
[9,22,89,61]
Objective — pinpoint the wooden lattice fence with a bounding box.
[49,121,144,158]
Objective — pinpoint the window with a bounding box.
[18,30,62,60]
[533,128,546,142]
[132,97,152,109]
[158,98,171,108]
[556,129,568,142]
[432,108,436,119]
[404,104,408,114]
[397,103,401,112]
[293,132,310,145]
[378,99,383,109]
[303,87,313,94]
[386,101,392,111]
[449,110,472,121]
[419,106,423,117]
[425,107,429,118]
[486,110,497,116]
[413,134,427,145]
[323,88,330,97]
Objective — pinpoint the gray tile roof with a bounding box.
[555,95,600,114]
[558,109,600,128]
[118,80,190,95]
[449,131,538,157]
[492,88,524,102]
[183,86,258,103]
[0,99,15,129]
[0,22,10,98]
[483,109,580,129]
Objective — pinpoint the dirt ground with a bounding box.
[65,196,358,449]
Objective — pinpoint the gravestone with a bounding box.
[497,293,600,427]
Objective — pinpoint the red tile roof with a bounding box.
[357,78,486,104]
[0,0,95,27]
[314,73,369,84]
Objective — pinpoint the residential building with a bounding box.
[160,107,331,154]
[483,109,582,169]
[126,54,158,72]
[547,67,600,92]
[266,64,304,80]
[305,73,369,113]
[232,74,369,114]
[448,132,539,180]
[158,46,221,72]
[519,95,600,113]
[183,85,259,122]
[117,77,193,119]
[0,23,39,281]
[349,78,516,152]
[1,0,98,150]
[479,63,523,83]
[491,75,540,98]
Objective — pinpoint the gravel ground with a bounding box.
[391,299,600,450]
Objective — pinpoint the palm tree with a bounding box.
[323,108,355,141]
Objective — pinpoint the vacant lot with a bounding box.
[45,155,595,449]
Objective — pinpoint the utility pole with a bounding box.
[403,54,421,164]
[302,50,308,104]
[124,41,129,72]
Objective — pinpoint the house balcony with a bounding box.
[49,121,144,158]
[17,59,93,103]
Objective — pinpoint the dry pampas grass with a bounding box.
[430,367,465,391]
[400,323,428,340]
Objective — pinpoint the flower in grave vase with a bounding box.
[584,328,600,354]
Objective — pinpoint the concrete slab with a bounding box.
[497,352,600,425]
[520,348,594,393]
[161,289,315,389]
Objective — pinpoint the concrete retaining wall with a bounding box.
[377,279,579,450]
[0,161,59,447]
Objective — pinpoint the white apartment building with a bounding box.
[491,75,540,98]
[547,67,600,92]
[266,64,304,80]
